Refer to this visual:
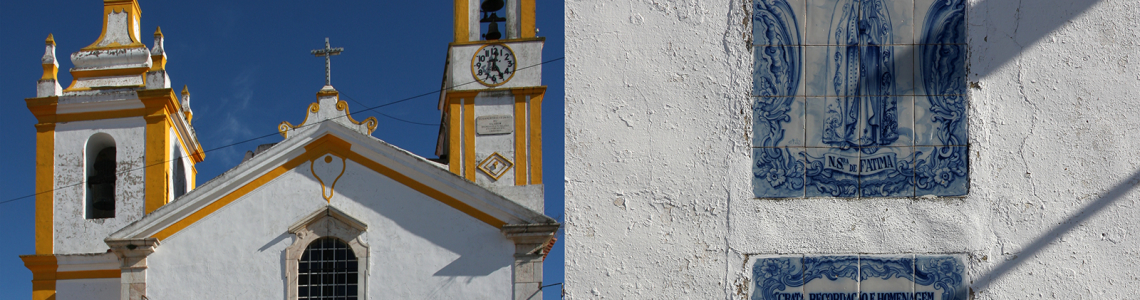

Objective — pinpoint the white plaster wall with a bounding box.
[565,0,1140,299]
[147,160,514,299]
[54,117,147,254]
[475,91,518,186]
[56,278,119,300]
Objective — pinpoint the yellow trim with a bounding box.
[34,124,55,255]
[528,91,543,184]
[454,0,469,43]
[139,89,180,214]
[279,103,321,137]
[463,99,476,181]
[514,93,528,185]
[20,255,57,300]
[470,43,517,87]
[449,37,546,46]
[41,64,58,81]
[311,154,347,202]
[57,269,120,280]
[71,67,150,79]
[477,152,514,181]
[82,0,145,51]
[521,0,536,38]
[448,98,462,175]
[335,101,379,135]
[152,134,507,240]
[46,33,56,46]
[151,55,166,72]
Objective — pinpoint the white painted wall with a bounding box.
[54,117,148,254]
[146,160,515,299]
[565,0,1140,299]
[474,91,518,186]
[56,278,119,300]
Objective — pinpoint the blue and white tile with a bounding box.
[754,147,807,198]
[914,254,967,300]
[855,95,914,148]
[804,147,860,198]
[914,146,968,196]
[860,0,915,46]
[916,0,966,45]
[864,44,916,96]
[859,255,914,300]
[914,94,966,146]
[806,97,846,148]
[803,256,860,298]
[753,0,806,46]
[754,97,806,147]
[802,46,834,97]
[750,255,806,300]
[915,44,966,97]
[754,46,806,97]
[858,146,915,197]
[806,0,859,46]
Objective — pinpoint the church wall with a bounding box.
[53,117,148,254]
[565,0,1140,299]
[145,159,513,299]
[474,91,519,186]
[55,278,119,300]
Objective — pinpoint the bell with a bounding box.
[483,20,502,40]
[480,0,504,13]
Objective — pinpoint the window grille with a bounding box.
[298,237,359,300]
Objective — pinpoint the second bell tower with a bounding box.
[437,0,546,212]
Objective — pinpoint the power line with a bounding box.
[0,57,564,206]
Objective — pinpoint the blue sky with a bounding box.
[0,1,565,298]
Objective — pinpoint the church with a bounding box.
[19,0,557,299]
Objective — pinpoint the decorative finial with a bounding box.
[180,85,193,123]
[182,85,189,95]
[310,37,344,88]
[155,26,163,38]
[45,33,55,46]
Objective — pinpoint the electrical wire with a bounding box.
[0,57,564,205]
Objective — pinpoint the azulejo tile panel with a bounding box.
[749,254,966,300]
[752,0,966,198]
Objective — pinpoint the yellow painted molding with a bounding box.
[143,114,170,214]
[20,255,57,300]
[449,37,545,46]
[463,99,476,181]
[454,0,469,43]
[448,98,462,175]
[521,0,537,38]
[514,93,528,185]
[57,269,120,280]
[152,134,509,240]
[82,0,145,51]
[45,33,56,46]
[279,103,321,138]
[71,67,150,79]
[151,55,166,72]
[25,97,59,124]
[34,124,56,255]
[41,65,59,81]
[335,101,379,135]
[528,92,543,184]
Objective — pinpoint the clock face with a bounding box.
[472,44,516,87]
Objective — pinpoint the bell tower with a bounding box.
[22,0,203,259]
[437,0,546,212]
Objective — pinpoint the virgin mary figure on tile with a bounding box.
[822,0,899,154]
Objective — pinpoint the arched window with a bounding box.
[172,144,186,199]
[86,133,116,219]
[298,237,359,300]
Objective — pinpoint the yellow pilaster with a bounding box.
[34,124,55,255]
[448,98,463,175]
[514,93,528,185]
[528,90,543,184]
[139,89,180,213]
[454,0,470,42]
[21,255,57,300]
[463,98,476,181]
[521,0,536,38]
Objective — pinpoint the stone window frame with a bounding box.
[286,206,369,300]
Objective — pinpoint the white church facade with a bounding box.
[20,1,557,299]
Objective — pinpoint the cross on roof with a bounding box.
[311,37,344,86]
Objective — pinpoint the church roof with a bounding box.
[109,93,555,242]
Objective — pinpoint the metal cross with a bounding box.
[311,37,343,86]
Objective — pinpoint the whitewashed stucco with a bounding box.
[56,278,119,300]
[53,117,148,254]
[146,159,515,299]
[565,0,1140,299]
